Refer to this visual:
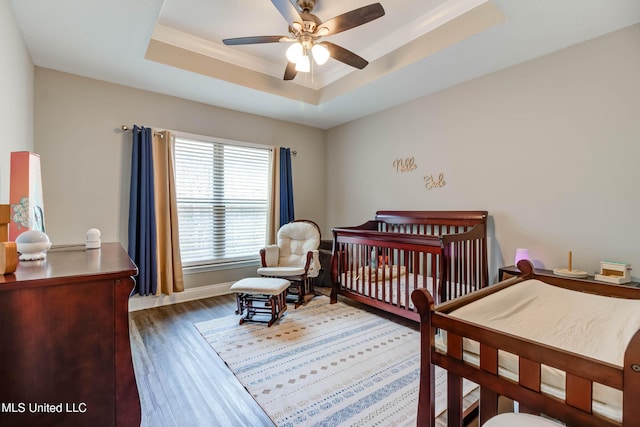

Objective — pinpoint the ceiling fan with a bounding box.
[223,0,385,81]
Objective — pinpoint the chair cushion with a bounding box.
[276,221,320,267]
[257,266,306,277]
[230,277,290,295]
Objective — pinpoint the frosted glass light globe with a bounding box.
[286,42,303,63]
[312,44,330,65]
[295,54,310,72]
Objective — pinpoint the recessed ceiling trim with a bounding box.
[152,24,341,90]
[152,25,285,80]
[150,0,492,91]
[146,0,504,106]
[145,39,321,104]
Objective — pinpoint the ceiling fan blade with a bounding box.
[323,42,368,69]
[320,3,385,36]
[284,61,297,80]
[223,36,286,45]
[271,0,303,25]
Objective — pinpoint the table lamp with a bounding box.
[514,248,529,267]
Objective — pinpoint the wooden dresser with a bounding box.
[0,242,141,427]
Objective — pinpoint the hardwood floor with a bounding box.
[128,294,274,427]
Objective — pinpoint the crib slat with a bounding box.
[403,249,409,308]
[431,252,438,302]
[519,357,541,392]
[447,332,464,427]
[395,263,401,308]
[480,343,498,375]
[462,239,468,295]
[448,371,463,427]
[470,240,476,291]
[462,241,468,295]
[566,374,592,413]
[451,242,456,300]
[447,332,463,359]
[423,252,428,290]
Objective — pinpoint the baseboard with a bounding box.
[128,282,233,312]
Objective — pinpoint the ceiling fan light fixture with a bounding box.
[223,1,385,81]
[295,54,311,72]
[311,43,330,65]
[286,42,304,63]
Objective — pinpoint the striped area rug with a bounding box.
[195,296,474,427]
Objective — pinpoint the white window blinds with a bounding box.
[173,135,272,266]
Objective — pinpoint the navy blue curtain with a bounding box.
[128,125,158,296]
[279,147,295,226]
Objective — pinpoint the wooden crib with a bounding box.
[330,210,489,322]
[412,259,640,427]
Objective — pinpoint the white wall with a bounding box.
[327,24,640,281]
[0,2,34,203]
[34,68,326,288]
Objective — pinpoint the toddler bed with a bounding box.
[411,259,640,427]
[330,211,489,322]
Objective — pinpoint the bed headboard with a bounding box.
[374,210,488,234]
[375,211,489,300]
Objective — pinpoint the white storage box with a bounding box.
[594,261,631,284]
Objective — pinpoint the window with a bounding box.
[173,133,272,267]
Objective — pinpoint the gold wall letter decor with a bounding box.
[393,157,418,173]
[424,173,446,190]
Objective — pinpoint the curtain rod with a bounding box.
[121,125,164,138]
[121,126,298,153]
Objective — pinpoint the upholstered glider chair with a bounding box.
[257,219,321,308]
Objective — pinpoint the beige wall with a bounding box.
[34,68,326,288]
[0,3,34,203]
[326,24,640,281]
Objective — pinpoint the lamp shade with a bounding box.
[514,248,529,266]
[312,43,330,65]
[286,42,303,64]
